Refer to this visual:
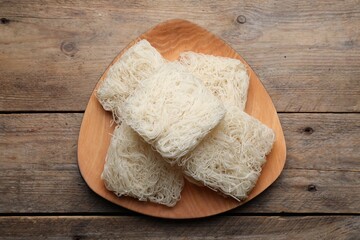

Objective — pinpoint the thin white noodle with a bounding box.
[101,123,184,207]
[179,52,250,110]
[181,105,275,201]
[96,39,166,123]
[120,62,226,162]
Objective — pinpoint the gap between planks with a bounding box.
[0,212,359,217]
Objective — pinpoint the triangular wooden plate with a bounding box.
[78,19,286,219]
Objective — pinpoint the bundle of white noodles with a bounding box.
[120,62,226,162]
[97,39,166,122]
[101,124,184,207]
[97,41,275,206]
[179,52,250,110]
[181,105,275,201]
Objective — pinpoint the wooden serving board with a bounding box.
[77,19,286,219]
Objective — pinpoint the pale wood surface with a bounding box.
[0,0,359,237]
[77,19,286,219]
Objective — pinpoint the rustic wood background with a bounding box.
[1,0,359,239]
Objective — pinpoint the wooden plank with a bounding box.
[1,113,358,171]
[234,169,360,214]
[1,166,358,214]
[0,113,359,214]
[1,0,359,112]
[281,113,360,171]
[0,216,359,239]
[0,113,119,213]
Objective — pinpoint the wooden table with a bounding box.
[1,0,359,239]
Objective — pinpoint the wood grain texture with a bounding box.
[1,0,359,236]
[1,113,359,214]
[0,216,359,239]
[1,0,359,112]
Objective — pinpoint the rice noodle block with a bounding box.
[181,105,275,201]
[120,62,226,161]
[179,52,250,110]
[101,123,184,207]
[97,39,166,122]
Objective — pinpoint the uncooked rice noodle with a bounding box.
[96,39,166,122]
[181,105,275,201]
[179,52,250,110]
[120,62,226,162]
[101,123,184,207]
